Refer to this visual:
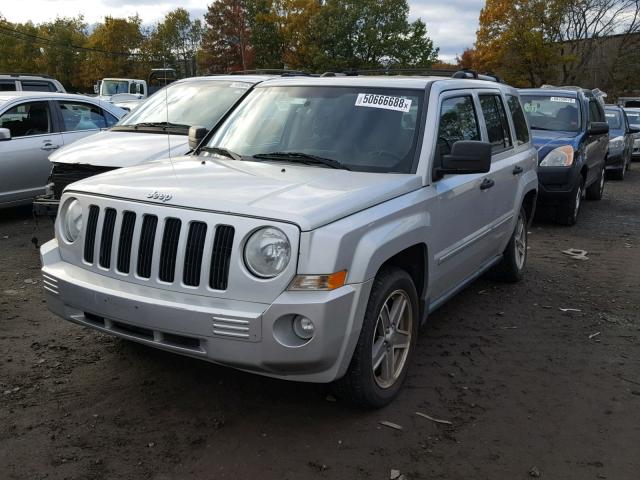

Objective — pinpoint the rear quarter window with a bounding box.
[506,95,530,145]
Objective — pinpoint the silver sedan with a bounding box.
[0,91,126,209]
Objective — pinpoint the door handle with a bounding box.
[480,178,495,190]
[41,143,59,151]
[512,165,523,175]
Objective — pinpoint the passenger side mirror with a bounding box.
[588,122,609,135]
[0,128,11,141]
[436,140,492,178]
[188,125,208,150]
[629,126,640,134]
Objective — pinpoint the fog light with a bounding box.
[292,316,315,340]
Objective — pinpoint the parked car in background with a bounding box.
[618,97,640,108]
[0,92,125,209]
[519,86,609,225]
[94,78,147,112]
[624,107,640,161]
[604,105,638,180]
[0,74,65,93]
[33,75,272,217]
[41,73,538,408]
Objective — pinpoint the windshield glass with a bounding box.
[102,80,129,96]
[521,94,580,132]
[205,86,423,173]
[118,80,252,130]
[625,110,640,126]
[605,110,622,129]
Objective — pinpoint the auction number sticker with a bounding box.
[550,97,576,104]
[355,93,412,113]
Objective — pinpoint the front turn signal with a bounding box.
[288,270,347,291]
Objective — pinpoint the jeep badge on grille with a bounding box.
[147,191,172,203]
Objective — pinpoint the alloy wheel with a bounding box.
[514,213,527,270]
[372,290,413,389]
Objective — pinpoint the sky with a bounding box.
[0,0,483,62]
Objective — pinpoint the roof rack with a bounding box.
[452,69,502,83]
[226,69,316,77]
[1,73,54,79]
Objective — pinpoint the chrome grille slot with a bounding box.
[158,218,181,283]
[98,208,117,268]
[137,215,158,278]
[83,205,100,263]
[183,221,207,287]
[210,225,234,290]
[116,211,136,273]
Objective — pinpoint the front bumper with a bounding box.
[33,194,60,218]
[41,239,372,383]
[536,167,579,207]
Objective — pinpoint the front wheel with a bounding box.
[556,177,584,226]
[586,166,605,200]
[333,267,418,408]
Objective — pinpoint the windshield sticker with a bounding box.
[524,103,538,113]
[550,97,576,104]
[229,82,251,89]
[355,93,412,113]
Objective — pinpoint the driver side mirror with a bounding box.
[188,125,208,150]
[435,140,492,178]
[588,122,609,135]
[0,128,11,141]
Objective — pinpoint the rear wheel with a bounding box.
[586,166,605,200]
[556,177,583,226]
[333,267,418,408]
[490,206,527,282]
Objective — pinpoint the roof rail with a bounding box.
[452,69,502,83]
[2,72,54,79]
[226,69,315,77]
[336,68,457,77]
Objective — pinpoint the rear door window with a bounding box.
[58,101,110,131]
[506,95,530,145]
[0,101,52,137]
[436,95,480,161]
[479,94,512,153]
[21,81,56,92]
[0,81,17,91]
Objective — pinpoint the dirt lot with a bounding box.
[1,171,639,480]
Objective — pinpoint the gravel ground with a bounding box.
[1,170,639,480]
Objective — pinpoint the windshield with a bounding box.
[204,86,423,173]
[605,110,622,130]
[117,80,252,131]
[521,94,580,132]
[101,80,130,96]
[626,110,640,126]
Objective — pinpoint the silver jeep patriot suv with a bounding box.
[41,74,538,407]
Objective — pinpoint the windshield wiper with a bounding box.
[200,146,244,161]
[134,121,190,130]
[252,152,350,170]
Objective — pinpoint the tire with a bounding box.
[332,267,418,408]
[490,206,528,283]
[610,167,625,181]
[586,166,605,200]
[556,177,584,226]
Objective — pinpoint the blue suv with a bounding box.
[519,87,609,225]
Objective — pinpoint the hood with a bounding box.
[49,130,189,168]
[608,127,625,139]
[531,129,580,160]
[67,156,423,231]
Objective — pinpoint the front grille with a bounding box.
[83,205,100,263]
[210,225,234,290]
[137,215,158,278]
[158,218,181,283]
[51,163,116,199]
[82,206,235,291]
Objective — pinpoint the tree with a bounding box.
[0,16,42,74]
[152,8,203,77]
[200,0,252,73]
[308,0,438,71]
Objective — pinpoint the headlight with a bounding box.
[540,145,575,167]
[609,136,624,150]
[244,227,291,278]
[62,198,83,243]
